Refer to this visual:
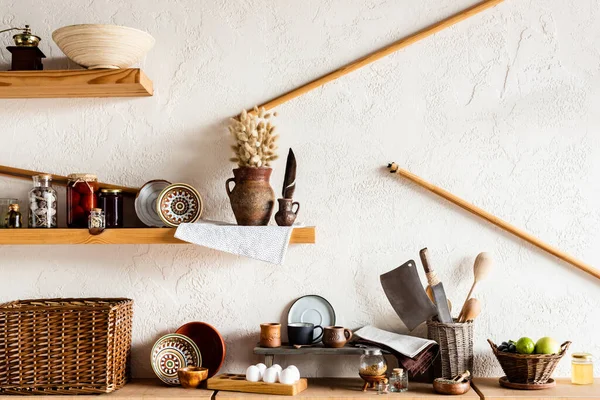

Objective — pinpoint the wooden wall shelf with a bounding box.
[0,227,315,245]
[0,68,153,98]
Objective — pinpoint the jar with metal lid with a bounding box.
[28,174,57,228]
[572,353,593,385]
[389,368,408,392]
[67,173,98,228]
[98,189,123,228]
[359,348,387,377]
[0,198,18,228]
[5,203,22,228]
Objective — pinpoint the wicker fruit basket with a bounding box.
[488,339,571,384]
[0,298,133,395]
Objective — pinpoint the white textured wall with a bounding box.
[1,0,599,378]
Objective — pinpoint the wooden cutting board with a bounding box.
[206,374,308,396]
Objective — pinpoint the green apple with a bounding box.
[516,337,535,354]
[535,337,560,354]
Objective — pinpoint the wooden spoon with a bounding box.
[458,252,492,321]
[458,298,481,322]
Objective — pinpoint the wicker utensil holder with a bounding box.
[427,319,473,379]
[488,339,571,384]
[0,298,133,395]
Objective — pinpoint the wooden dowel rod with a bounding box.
[0,165,139,194]
[387,163,600,281]
[257,0,504,111]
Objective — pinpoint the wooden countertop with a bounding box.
[215,378,479,399]
[473,378,599,400]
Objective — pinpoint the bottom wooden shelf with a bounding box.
[0,227,315,245]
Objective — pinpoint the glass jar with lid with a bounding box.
[389,368,408,392]
[572,353,593,385]
[67,173,98,228]
[98,188,123,228]
[0,198,18,228]
[28,174,57,228]
[359,348,387,377]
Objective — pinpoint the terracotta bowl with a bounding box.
[52,24,155,69]
[177,366,208,389]
[433,379,471,395]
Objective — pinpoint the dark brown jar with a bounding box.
[67,173,99,228]
[98,189,123,228]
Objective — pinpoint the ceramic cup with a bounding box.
[288,322,324,346]
[178,366,208,389]
[260,323,282,348]
[323,326,353,348]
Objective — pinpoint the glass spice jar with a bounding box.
[67,173,98,228]
[0,198,18,228]
[98,189,123,228]
[572,353,594,385]
[389,368,408,392]
[360,348,387,377]
[5,203,22,228]
[28,174,57,228]
[88,208,105,230]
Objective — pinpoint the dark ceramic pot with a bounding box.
[226,167,275,226]
[275,198,300,226]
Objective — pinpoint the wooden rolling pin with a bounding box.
[387,163,600,281]
[0,165,138,194]
[256,0,505,111]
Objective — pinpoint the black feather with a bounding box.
[282,148,297,199]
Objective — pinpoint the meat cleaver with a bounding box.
[380,260,438,331]
[419,248,453,323]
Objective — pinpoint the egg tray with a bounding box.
[206,374,308,396]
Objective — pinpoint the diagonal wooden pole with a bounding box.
[387,162,600,281]
[257,0,505,111]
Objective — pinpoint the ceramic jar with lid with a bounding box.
[98,188,123,228]
[28,174,57,228]
[67,173,98,228]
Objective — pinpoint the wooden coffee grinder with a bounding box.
[1,25,45,70]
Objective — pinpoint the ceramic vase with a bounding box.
[274,198,300,226]
[226,167,275,226]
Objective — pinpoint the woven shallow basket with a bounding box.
[427,318,473,379]
[0,298,133,395]
[488,339,570,384]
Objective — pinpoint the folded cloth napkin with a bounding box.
[354,326,439,376]
[174,220,295,265]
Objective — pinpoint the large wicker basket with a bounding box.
[488,339,571,384]
[0,298,133,395]
[427,319,473,379]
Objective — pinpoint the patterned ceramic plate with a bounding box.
[135,180,171,227]
[151,333,202,386]
[156,183,203,227]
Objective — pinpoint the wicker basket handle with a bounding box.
[559,341,572,355]
[487,339,499,354]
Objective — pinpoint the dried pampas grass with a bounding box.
[228,106,279,168]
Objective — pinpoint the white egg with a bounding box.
[286,365,300,381]
[263,367,278,383]
[246,365,260,382]
[255,363,267,379]
[271,364,282,372]
[279,368,295,385]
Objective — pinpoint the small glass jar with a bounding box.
[98,189,123,228]
[0,198,18,228]
[67,173,98,228]
[389,368,408,392]
[5,203,22,228]
[571,353,593,385]
[28,174,57,228]
[88,208,105,229]
[360,348,387,377]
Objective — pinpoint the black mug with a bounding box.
[287,322,323,346]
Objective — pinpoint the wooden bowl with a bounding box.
[52,24,155,69]
[178,367,209,389]
[433,379,471,395]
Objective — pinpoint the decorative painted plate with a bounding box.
[156,183,203,227]
[135,180,171,227]
[151,333,202,386]
[176,322,226,379]
[288,295,336,341]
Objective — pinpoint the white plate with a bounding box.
[135,180,171,227]
[288,295,336,341]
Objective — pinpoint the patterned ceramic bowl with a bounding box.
[151,333,202,386]
[156,183,203,227]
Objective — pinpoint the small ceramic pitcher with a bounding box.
[274,198,300,226]
[260,323,281,348]
[323,326,353,348]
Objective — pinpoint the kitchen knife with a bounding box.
[380,260,438,331]
[419,248,453,323]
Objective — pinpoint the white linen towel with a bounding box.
[354,325,436,358]
[174,220,295,265]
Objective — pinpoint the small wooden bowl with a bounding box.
[433,379,471,395]
[178,366,208,389]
